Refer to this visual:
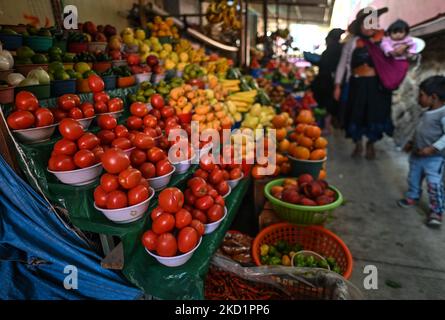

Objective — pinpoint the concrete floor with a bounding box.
[325,131,445,300]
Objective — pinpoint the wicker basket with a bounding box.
[252,223,353,280]
[264,178,343,225]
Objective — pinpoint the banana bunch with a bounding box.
[221,79,241,93]
[227,90,258,110]
[206,0,241,30]
[226,101,243,123]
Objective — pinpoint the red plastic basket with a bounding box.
[252,223,353,280]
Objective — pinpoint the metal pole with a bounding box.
[263,0,267,36]
[245,0,249,66]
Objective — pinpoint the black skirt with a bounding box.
[344,76,394,142]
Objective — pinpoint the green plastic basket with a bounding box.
[264,178,343,225]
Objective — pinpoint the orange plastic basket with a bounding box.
[252,223,353,280]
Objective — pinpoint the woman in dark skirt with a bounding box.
[334,7,394,159]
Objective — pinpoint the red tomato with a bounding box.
[57,94,77,111]
[53,138,78,156]
[106,190,128,209]
[184,188,197,206]
[114,125,129,138]
[126,116,143,130]
[177,227,199,254]
[207,204,224,223]
[112,137,132,150]
[7,111,35,130]
[108,98,124,112]
[100,173,120,193]
[128,184,150,206]
[97,114,117,130]
[230,168,242,180]
[164,117,178,128]
[146,147,165,163]
[160,106,175,119]
[77,133,100,150]
[97,130,116,145]
[208,187,219,199]
[156,159,173,176]
[188,177,208,198]
[151,206,164,221]
[15,91,39,112]
[194,168,209,180]
[216,181,230,196]
[143,114,157,128]
[150,108,161,120]
[101,148,130,174]
[158,187,184,213]
[80,102,95,117]
[214,195,225,207]
[94,186,108,208]
[48,154,76,171]
[74,149,96,168]
[175,209,193,230]
[130,149,147,166]
[143,127,158,138]
[118,168,142,189]
[93,92,110,104]
[138,177,150,190]
[195,195,214,211]
[150,94,164,109]
[156,233,177,257]
[59,118,84,141]
[141,230,158,251]
[130,102,149,117]
[200,154,216,172]
[152,213,175,234]
[53,109,68,122]
[209,169,224,185]
[133,133,155,150]
[92,146,104,163]
[95,101,108,114]
[192,209,208,224]
[34,108,54,127]
[68,107,83,120]
[139,162,156,179]
[88,74,105,93]
[222,170,230,181]
[190,220,205,236]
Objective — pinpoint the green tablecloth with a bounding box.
[2,85,251,298]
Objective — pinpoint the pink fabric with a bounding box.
[366,40,410,91]
[381,36,417,59]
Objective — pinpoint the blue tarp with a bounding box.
[0,156,142,300]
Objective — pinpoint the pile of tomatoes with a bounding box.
[183,176,226,225]
[96,114,133,151]
[142,187,204,257]
[49,94,95,123]
[7,91,55,130]
[94,148,152,209]
[48,119,103,171]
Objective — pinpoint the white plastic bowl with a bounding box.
[48,162,103,186]
[222,185,232,199]
[145,236,202,267]
[204,206,228,235]
[227,172,244,190]
[100,110,124,120]
[135,72,152,84]
[77,116,95,130]
[94,187,155,224]
[171,153,197,175]
[13,123,58,144]
[147,165,176,191]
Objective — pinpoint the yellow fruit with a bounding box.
[135,29,146,40]
[123,35,134,45]
[179,52,189,63]
[163,43,173,53]
[74,62,91,74]
[164,59,176,70]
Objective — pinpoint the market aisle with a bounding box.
[325,131,445,300]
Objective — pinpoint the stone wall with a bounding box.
[392,33,445,147]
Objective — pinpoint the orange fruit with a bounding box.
[298,136,313,149]
[319,169,327,180]
[281,162,291,175]
[310,149,327,160]
[279,139,290,153]
[295,124,307,134]
[314,137,328,149]
[251,166,265,180]
[272,114,287,129]
[288,142,298,157]
[276,128,288,142]
[276,153,286,166]
[293,146,311,160]
[305,125,322,139]
[296,110,314,124]
[289,132,299,142]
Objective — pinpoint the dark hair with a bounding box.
[420,76,445,101]
[387,19,410,35]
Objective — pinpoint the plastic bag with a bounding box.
[206,253,364,300]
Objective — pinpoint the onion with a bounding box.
[7,73,25,86]
[0,50,14,69]
[28,68,50,85]
[0,56,9,71]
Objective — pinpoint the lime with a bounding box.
[48,46,63,57]
[49,61,65,73]
[31,54,48,64]
[16,46,35,59]
[75,62,91,74]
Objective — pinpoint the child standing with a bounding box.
[398,76,445,228]
[381,19,417,60]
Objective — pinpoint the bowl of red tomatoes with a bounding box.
[204,206,228,235]
[147,164,175,192]
[227,172,244,190]
[49,162,103,186]
[145,236,202,267]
